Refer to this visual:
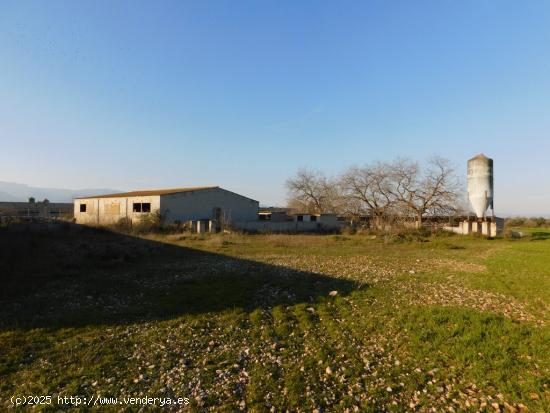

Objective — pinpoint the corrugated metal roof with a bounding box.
[74,186,219,199]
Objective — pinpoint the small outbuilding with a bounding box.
[74,186,259,226]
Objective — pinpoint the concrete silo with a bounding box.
[444,154,502,237]
[467,154,494,219]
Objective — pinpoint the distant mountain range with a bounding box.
[0,181,121,203]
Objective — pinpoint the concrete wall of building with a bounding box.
[270,211,290,222]
[160,188,259,224]
[74,196,161,225]
[319,214,338,226]
[293,214,315,222]
[291,214,338,225]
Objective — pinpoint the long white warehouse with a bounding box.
[74,186,259,225]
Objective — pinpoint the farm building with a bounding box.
[237,212,342,232]
[292,213,339,227]
[258,207,292,222]
[0,199,73,221]
[74,186,259,226]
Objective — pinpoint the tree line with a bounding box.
[286,156,464,227]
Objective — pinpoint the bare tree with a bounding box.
[389,156,461,227]
[339,162,396,227]
[286,168,339,214]
[288,157,462,228]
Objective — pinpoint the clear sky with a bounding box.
[1,1,549,215]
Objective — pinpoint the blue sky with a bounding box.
[1,1,549,214]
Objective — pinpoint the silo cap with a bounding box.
[470,153,491,161]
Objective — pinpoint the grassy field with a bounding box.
[0,223,548,412]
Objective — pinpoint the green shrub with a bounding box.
[114,217,133,232]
